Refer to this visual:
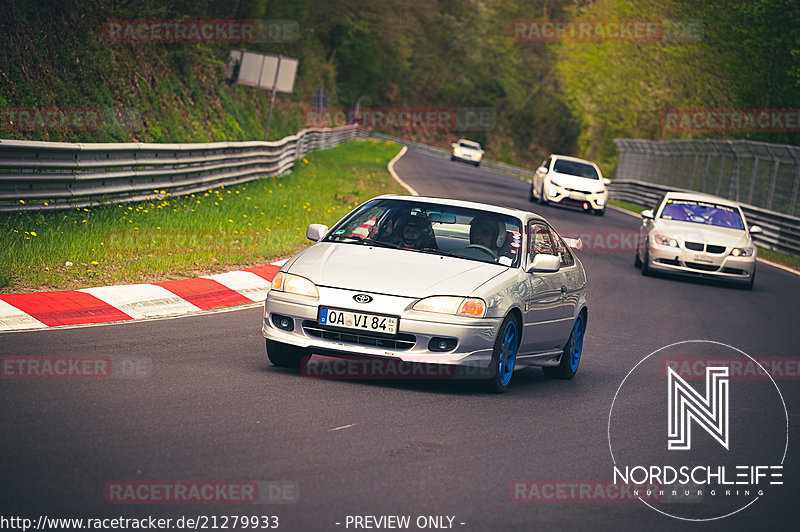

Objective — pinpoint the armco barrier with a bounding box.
[0,125,358,212]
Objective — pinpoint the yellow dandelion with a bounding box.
[30,231,37,237]
[90,261,99,265]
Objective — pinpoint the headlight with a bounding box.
[653,233,679,248]
[413,296,486,318]
[730,247,754,257]
[596,197,605,206]
[269,272,319,299]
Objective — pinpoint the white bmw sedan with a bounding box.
[263,195,588,392]
[635,191,762,289]
[529,154,610,215]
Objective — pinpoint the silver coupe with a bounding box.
[262,195,588,392]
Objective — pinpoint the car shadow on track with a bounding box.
[261,364,565,396]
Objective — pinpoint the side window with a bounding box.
[553,231,575,267]
[542,157,551,170]
[528,222,556,258]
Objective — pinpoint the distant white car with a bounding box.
[635,191,762,289]
[529,154,610,215]
[451,139,484,167]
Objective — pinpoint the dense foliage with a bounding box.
[1,0,797,171]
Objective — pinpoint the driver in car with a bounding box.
[397,215,436,250]
[469,215,504,258]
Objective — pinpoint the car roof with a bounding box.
[372,194,546,223]
[662,190,742,209]
[549,154,599,167]
[457,139,481,146]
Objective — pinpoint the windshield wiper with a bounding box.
[327,236,400,249]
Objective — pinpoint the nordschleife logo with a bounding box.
[608,340,788,521]
[667,366,729,451]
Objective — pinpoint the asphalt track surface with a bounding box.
[2,148,799,531]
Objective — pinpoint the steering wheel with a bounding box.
[465,244,497,259]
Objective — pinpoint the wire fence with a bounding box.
[614,138,800,218]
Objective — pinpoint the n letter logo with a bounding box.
[667,366,729,450]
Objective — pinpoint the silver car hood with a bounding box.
[654,220,751,246]
[285,243,505,298]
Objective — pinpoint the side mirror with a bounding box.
[641,209,654,220]
[451,143,458,149]
[602,178,611,186]
[563,237,583,251]
[749,225,763,235]
[306,224,329,242]
[527,254,560,273]
[538,166,547,173]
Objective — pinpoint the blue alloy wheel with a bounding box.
[544,311,586,380]
[568,315,584,373]
[498,320,518,387]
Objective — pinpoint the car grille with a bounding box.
[686,262,720,272]
[302,320,416,350]
[722,267,748,275]
[565,187,593,195]
[685,242,727,254]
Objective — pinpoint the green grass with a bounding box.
[0,139,405,293]
[607,198,651,214]
[607,199,800,272]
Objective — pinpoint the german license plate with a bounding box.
[319,307,398,335]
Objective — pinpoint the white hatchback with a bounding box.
[529,154,610,215]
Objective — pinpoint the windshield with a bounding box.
[323,199,522,267]
[552,159,599,180]
[458,141,480,150]
[659,199,745,230]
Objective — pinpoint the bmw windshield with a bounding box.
[659,198,745,230]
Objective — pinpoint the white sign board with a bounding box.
[228,50,297,94]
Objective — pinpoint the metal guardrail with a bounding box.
[0,125,358,212]
[609,180,800,256]
[614,138,800,218]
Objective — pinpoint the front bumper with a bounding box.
[647,242,756,282]
[546,184,607,211]
[263,286,500,368]
[452,150,482,163]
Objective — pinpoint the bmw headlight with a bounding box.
[653,233,679,248]
[730,247,754,257]
[413,296,486,318]
[270,272,319,299]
